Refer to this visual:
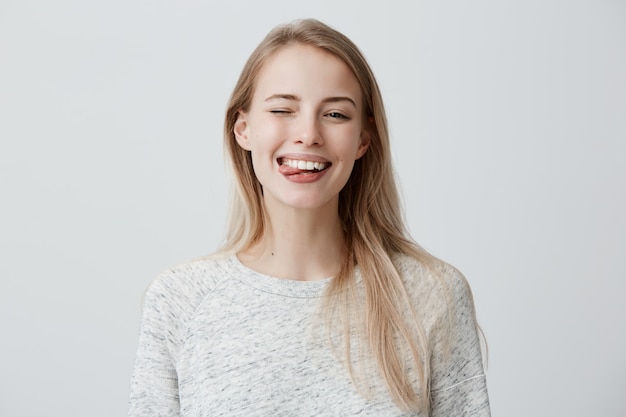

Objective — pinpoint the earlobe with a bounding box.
[233,112,251,151]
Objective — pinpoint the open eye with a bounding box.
[326,112,349,120]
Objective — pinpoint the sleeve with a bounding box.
[128,275,181,417]
[428,266,490,417]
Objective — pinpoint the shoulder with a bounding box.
[138,254,238,360]
[144,254,233,314]
[141,254,235,339]
[392,252,471,302]
[392,253,488,406]
[391,252,476,329]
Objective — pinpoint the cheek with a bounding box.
[248,153,272,189]
[251,122,285,152]
[247,130,279,178]
[340,132,366,160]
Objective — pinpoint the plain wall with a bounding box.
[1,0,624,416]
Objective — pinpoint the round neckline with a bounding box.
[226,254,334,298]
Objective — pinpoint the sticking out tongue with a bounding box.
[278,159,330,175]
[278,165,311,175]
[279,165,314,175]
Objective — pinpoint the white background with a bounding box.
[1,1,624,416]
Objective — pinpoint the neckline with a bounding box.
[225,254,334,298]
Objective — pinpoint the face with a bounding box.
[234,44,369,212]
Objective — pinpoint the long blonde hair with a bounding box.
[220,18,447,413]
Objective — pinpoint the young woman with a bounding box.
[129,19,490,417]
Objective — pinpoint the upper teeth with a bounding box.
[282,158,327,170]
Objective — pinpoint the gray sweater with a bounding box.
[128,254,490,416]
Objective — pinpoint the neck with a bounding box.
[238,197,345,281]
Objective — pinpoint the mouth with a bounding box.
[278,157,331,173]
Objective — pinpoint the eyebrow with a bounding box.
[264,94,357,108]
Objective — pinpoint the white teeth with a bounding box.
[282,158,327,171]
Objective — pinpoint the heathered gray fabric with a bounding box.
[128,254,490,416]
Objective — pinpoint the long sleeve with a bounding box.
[128,276,181,417]
[428,266,490,417]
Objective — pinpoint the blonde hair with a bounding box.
[220,18,448,413]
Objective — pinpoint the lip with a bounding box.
[277,153,332,183]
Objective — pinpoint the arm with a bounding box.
[128,276,181,417]
[429,266,490,417]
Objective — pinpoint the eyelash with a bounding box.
[268,110,350,120]
[326,112,349,120]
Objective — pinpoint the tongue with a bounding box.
[279,165,311,175]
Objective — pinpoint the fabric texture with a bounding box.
[128,254,490,416]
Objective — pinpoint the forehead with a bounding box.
[252,44,362,105]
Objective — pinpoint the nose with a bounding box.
[294,113,323,146]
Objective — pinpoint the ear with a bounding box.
[233,111,251,151]
[355,126,371,160]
